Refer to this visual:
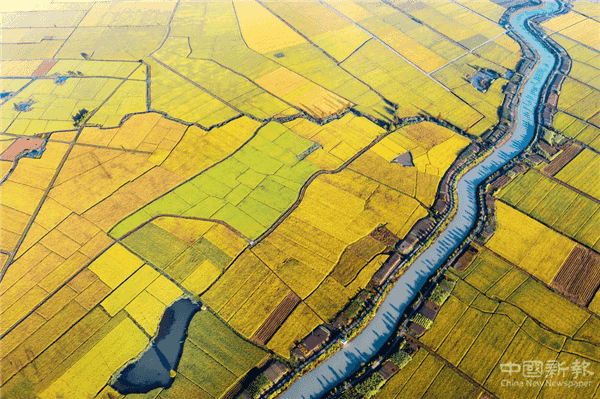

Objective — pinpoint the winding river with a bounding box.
[281,2,560,397]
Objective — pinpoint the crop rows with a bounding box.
[551,244,600,306]
[252,291,301,346]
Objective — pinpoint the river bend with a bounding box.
[281,1,560,397]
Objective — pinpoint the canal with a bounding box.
[280,1,560,397]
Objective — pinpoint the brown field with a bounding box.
[542,142,583,176]
[251,291,301,346]
[31,60,58,77]
[551,244,600,306]
[370,225,399,246]
[0,138,45,162]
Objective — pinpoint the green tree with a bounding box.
[355,373,385,398]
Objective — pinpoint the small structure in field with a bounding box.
[263,362,288,384]
[292,325,332,361]
[398,218,436,254]
[303,326,330,353]
[470,68,500,92]
[391,151,414,167]
[407,321,426,336]
[377,360,400,380]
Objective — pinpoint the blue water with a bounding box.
[111,297,201,394]
[281,2,560,397]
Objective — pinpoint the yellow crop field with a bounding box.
[487,202,548,264]
[38,317,148,399]
[125,290,166,335]
[311,25,371,62]
[487,202,576,284]
[228,272,290,338]
[556,149,600,201]
[146,275,183,306]
[181,259,222,295]
[153,53,296,120]
[46,60,142,79]
[147,58,241,128]
[0,205,30,254]
[202,224,248,257]
[2,27,72,44]
[151,217,213,245]
[306,277,352,321]
[0,61,43,77]
[255,66,351,118]
[87,80,147,127]
[49,148,154,214]
[56,213,101,246]
[518,230,577,284]
[79,1,176,27]
[542,11,588,32]
[454,0,506,22]
[233,0,306,54]
[362,22,448,73]
[267,302,323,358]
[81,189,147,233]
[56,26,167,60]
[100,264,159,316]
[160,118,259,179]
[321,0,372,22]
[559,18,600,51]
[590,292,600,315]
[88,244,144,289]
[414,135,471,177]
[1,181,45,216]
[39,229,80,259]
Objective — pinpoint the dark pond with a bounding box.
[111,297,201,394]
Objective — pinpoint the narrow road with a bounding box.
[429,32,508,76]
[318,0,450,92]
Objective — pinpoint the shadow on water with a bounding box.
[280,1,561,397]
[110,297,201,394]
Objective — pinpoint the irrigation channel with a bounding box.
[280,1,560,397]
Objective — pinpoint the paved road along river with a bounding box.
[281,1,560,397]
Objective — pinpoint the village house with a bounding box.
[263,362,288,384]
[291,326,331,361]
[377,360,400,380]
[371,252,402,286]
[398,218,436,254]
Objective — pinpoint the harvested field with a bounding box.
[454,246,479,272]
[31,60,57,77]
[251,291,301,346]
[543,142,583,176]
[551,245,600,306]
[370,225,399,246]
[0,137,45,162]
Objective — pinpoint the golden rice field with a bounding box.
[375,246,600,399]
[152,51,299,120]
[487,202,577,284]
[498,169,600,253]
[0,0,543,396]
[233,0,306,54]
[555,149,600,203]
